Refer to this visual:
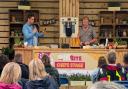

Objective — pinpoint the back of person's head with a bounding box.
[41,54,51,66]
[123,53,128,65]
[98,56,107,67]
[0,54,9,73]
[89,81,126,89]
[9,50,15,61]
[14,53,22,63]
[0,62,21,84]
[107,50,116,64]
[29,59,47,80]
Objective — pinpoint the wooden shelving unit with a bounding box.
[9,9,39,48]
[99,11,128,44]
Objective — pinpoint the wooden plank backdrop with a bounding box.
[59,0,79,47]
[0,0,128,51]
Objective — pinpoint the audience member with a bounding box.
[0,54,9,75]
[26,59,58,89]
[0,62,22,89]
[98,50,125,81]
[88,81,126,89]
[91,56,107,82]
[123,53,128,80]
[41,54,60,87]
[14,53,29,79]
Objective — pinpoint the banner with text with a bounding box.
[35,52,98,74]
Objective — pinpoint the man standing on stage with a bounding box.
[78,16,97,46]
[22,14,44,46]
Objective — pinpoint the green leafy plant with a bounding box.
[1,47,13,56]
[14,33,21,44]
[68,73,91,81]
[114,38,127,45]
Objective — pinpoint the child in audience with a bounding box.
[0,62,22,89]
[123,53,128,80]
[91,56,107,83]
[98,50,125,81]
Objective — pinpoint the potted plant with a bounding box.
[85,74,92,88]
[68,73,89,86]
[1,47,14,60]
[14,32,23,48]
[114,38,127,49]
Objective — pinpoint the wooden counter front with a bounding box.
[14,48,127,69]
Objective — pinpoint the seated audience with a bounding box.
[123,53,128,80]
[14,53,29,79]
[91,56,107,83]
[0,62,22,89]
[98,50,125,81]
[88,81,126,89]
[0,54,9,75]
[9,49,15,61]
[26,59,58,89]
[41,54,60,87]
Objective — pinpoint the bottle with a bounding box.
[109,32,112,38]
[116,18,119,24]
[105,38,108,47]
[123,30,127,37]
[105,32,108,37]
[116,29,118,37]
[118,26,121,37]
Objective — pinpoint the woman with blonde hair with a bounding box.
[26,59,58,89]
[0,62,22,89]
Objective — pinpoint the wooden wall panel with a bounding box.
[40,27,59,32]
[40,14,58,19]
[39,38,59,44]
[0,44,9,49]
[44,33,59,38]
[0,0,59,52]
[1,0,128,52]
[0,26,9,31]
[59,0,79,17]
[32,8,59,14]
[0,14,8,19]
[0,20,9,25]
[59,0,79,46]
[31,2,59,8]
[79,0,128,40]
[0,8,17,13]
[0,32,9,37]
[30,0,58,1]
[80,3,107,8]
[32,0,59,46]
[80,0,128,3]
[0,38,9,43]
[0,2,17,7]
[80,9,107,15]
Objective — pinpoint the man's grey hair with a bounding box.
[89,81,126,89]
[107,50,116,64]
